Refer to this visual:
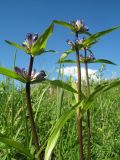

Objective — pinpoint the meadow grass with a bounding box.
[0,77,120,160]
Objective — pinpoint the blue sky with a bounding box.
[0,0,120,80]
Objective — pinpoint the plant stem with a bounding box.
[75,32,83,160]
[84,48,91,160]
[25,55,40,158]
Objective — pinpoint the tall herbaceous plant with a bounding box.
[44,20,120,160]
[0,22,78,159]
[0,20,120,160]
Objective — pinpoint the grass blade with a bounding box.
[0,135,34,159]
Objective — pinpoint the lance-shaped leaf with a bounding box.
[101,79,120,92]
[0,134,34,159]
[53,20,91,35]
[86,59,117,65]
[46,80,78,94]
[59,49,73,61]
[31,48,56,57]
[83,26,120,46]
[58,59,117,65]
[53,20,75,31]
[79,40,98,50]
[75,26,120,51]
[45,79,120,160]
[82,79,120,111]
[5,40,29,54]
[43,50,56,53]
[44,102,81,160]
[0,67,27,83]
[58,59,76,64]
[31,23,54,56]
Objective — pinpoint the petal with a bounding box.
[76,20,82,27]
[14,67,23,75]
[26,33,33,41]
[33,33,38,43]
[14,66,29,80]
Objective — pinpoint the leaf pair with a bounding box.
[53,20,91,35]
[58,59,117,65]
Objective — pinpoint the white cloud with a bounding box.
[58,66,97,80]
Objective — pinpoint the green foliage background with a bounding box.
[0,77,120,160]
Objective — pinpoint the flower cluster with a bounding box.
[22,33,38,52]
[70,20,89,33]
[67,38,85,50]
[80,53,96,62]
[15,67,46,83]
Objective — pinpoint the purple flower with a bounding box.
[70,20,89,33]
[31,70,46,82]
[75,38,85,45]
[67,38,85,49]
[15,66,46,83]
[22,33,38,51]
[15,67,29,80]
[88,53,96,60]
[79,52,96,62]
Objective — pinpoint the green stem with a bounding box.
[75,32,83,160]
[11,80,14,136]
[25,55,40,159]
[11,50,17,136]
[84,48,91,160]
